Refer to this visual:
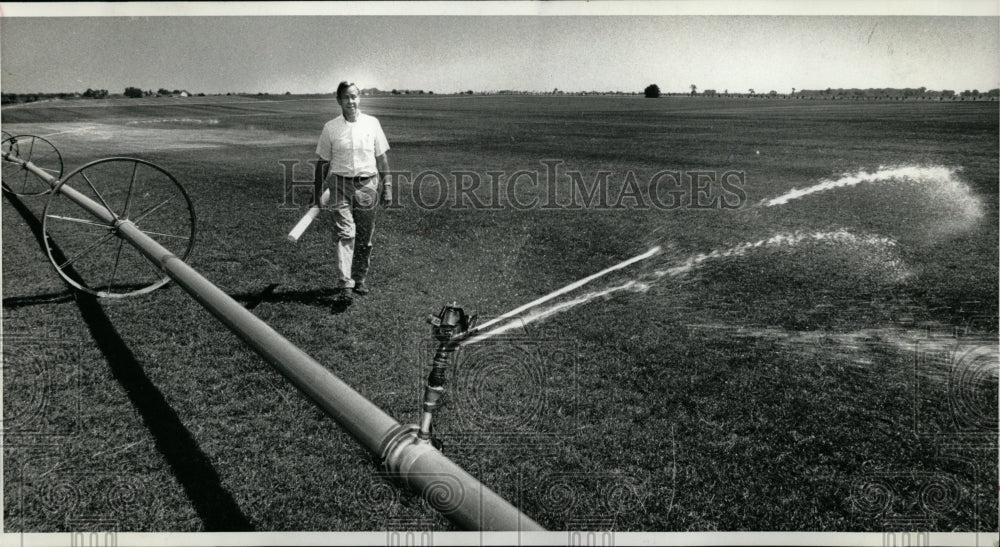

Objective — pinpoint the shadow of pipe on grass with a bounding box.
[3,192,254,531]
[234,284,337,308]
[2,284,151,309]
[2,283,336,312]
[2,290,76,308]
[232,284,350,314]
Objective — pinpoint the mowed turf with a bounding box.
[3,95,997,532]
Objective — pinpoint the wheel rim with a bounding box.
[42,157,196,297]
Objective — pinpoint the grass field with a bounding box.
[3,95,997,533]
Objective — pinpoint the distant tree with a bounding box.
[466,90,474,95]
[702,89,717,97]
[768,90,777,97]
[748,88,755,96]
[11,93,38,104]
[644,84,661,98]
[391,89,400,95]
[791,87,796,95]
[157,88,171,96]
[285,91,291,95]
[124,86,143,98]
[690,84,697,96]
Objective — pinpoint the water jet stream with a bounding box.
[762,165,960,207]
[471,245,661,333]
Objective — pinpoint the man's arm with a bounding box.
[314,157,330,206]
[376,152,392,206]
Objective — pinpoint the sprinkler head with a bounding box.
[427,302,476,342]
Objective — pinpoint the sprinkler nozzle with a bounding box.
[427,302,476,342]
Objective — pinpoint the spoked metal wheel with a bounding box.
[42,157,196,297]
[2,134,64,196]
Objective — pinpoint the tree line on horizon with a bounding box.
[2,87,208,105]
[643,83,999,100]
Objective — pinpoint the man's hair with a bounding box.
[336,81,357,100]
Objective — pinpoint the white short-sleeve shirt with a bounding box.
[315,112,389,178]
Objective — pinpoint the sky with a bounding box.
[0,3,998,95]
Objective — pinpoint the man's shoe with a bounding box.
[352,280,370,295]
[333,288,354,305]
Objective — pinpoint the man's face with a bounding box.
[338,86,360,118]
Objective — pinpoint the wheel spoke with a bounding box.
[57,231,117,270]
[19,167,31,193]
[80,171,118,220]
[107,239,126,294]
[46,214,115,229]
[25,137,36,163]
[122,162,139,219]
[24,174,48,194]
[140,229,191,240]
[21,139,37,194]
[9,157,27,191]
[132,194,177,224]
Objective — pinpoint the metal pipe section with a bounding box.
[6,155,544,531]
[418,340,453,441]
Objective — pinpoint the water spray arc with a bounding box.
[761,165,978,209]
[455,165,975,352]
[449,230,906,358]
[473,246,661,333]
[1,135,543,531]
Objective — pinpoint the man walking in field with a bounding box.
[315,81,392,306]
